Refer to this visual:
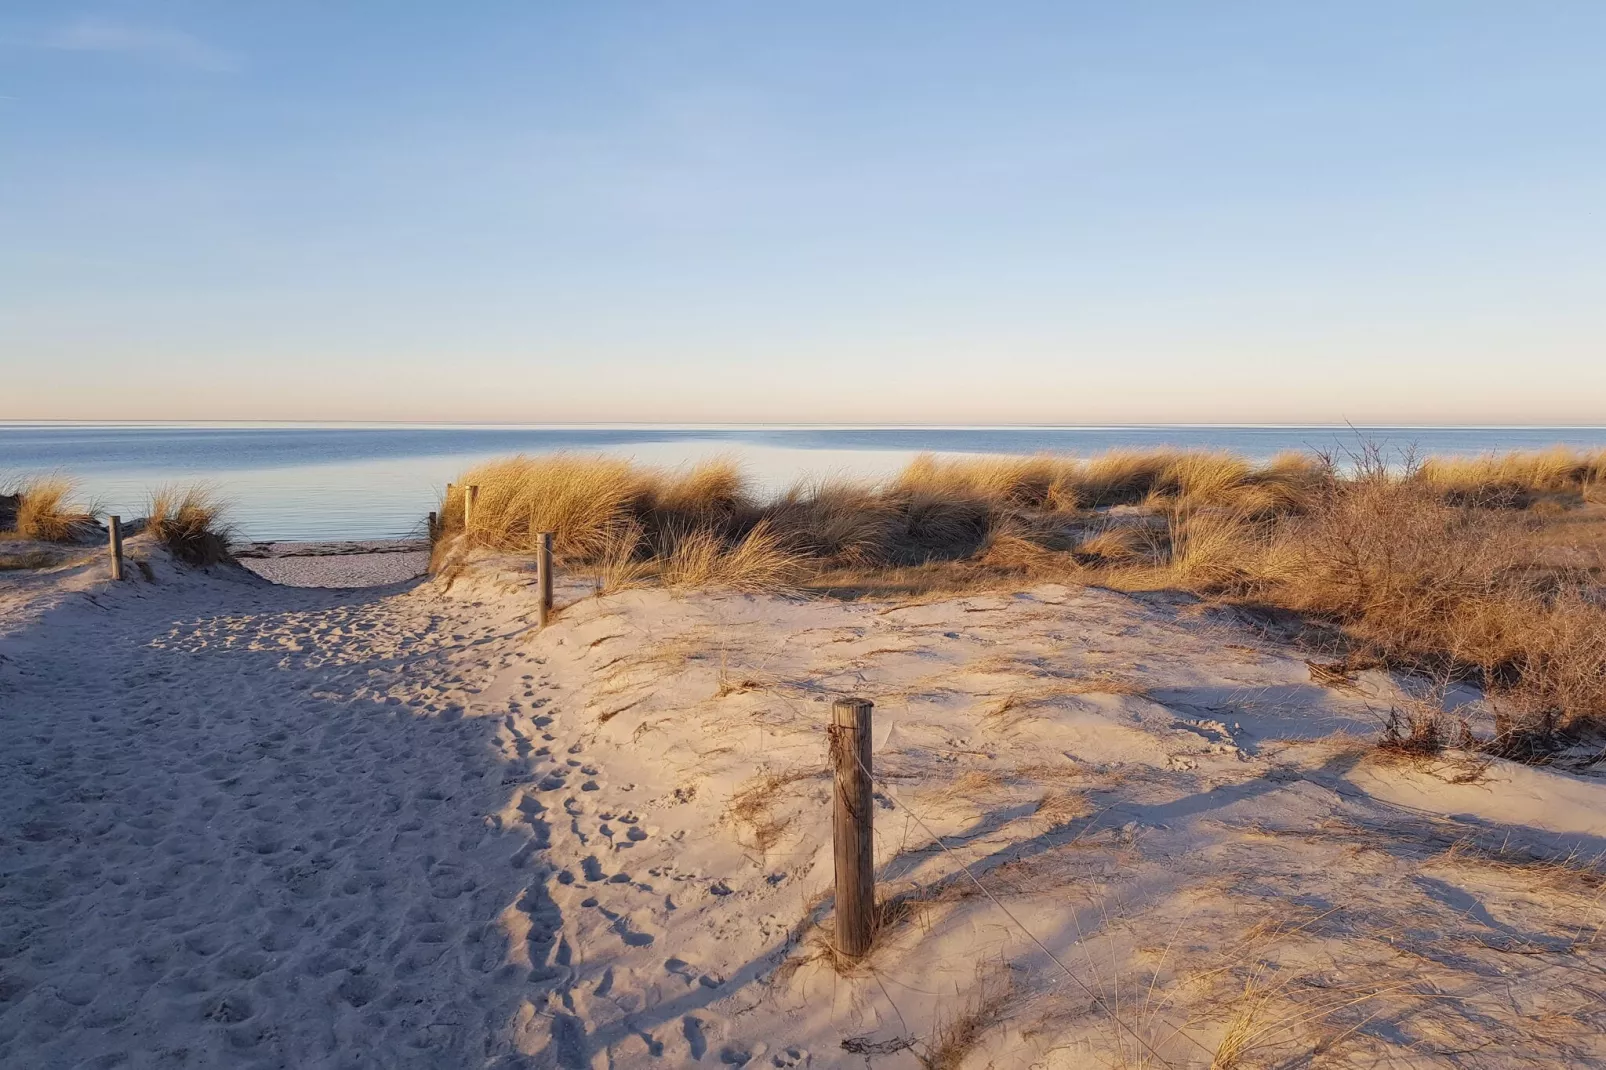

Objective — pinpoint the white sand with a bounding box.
[3,537,1604,1067]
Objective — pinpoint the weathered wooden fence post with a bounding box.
[108,515,124,581]
[536,531,554,627]
[427,511,439,541]
[831,697,875,959]
[465,484,480,536]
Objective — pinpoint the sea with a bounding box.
[5,423,1606,543]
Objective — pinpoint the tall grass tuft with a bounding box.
[660,520,802,591]
[148,485,233,565]
[7,477,97,542]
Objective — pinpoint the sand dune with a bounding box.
[3,542,1604,1067]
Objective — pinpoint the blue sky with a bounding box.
[3,3,1603,423]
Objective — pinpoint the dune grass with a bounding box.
[3,477,98,542]
[147,484,234,565]
[1417,447,1606,506]
[440,446,1606,732]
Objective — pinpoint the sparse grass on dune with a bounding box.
[148,484,233,565]
[4,477,98,542]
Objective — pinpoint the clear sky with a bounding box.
[3,3,1603,424]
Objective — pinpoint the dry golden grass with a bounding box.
[148,484,233,565]
[892,453,1082,510]
[443,448,1605,731]
[767,478,897,564]
[1418,447,1606,506]
[660,520,802,592]
[6,477,96,542]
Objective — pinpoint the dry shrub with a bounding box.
[650,457,748,519]
[9,477,96,542]
[148,485,233,565]
[1376,703,1472,759]
[446,454,763,558]
[1241,451,1333,514]
[1252,471,1606,730]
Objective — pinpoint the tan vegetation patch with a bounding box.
[0,548,66,571]
[6,477,96,542]
[148,484,233,565]
[726,768,825,852]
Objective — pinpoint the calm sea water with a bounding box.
[5,423,1606,542]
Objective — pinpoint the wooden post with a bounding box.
[536,531,554,627]
[831,697,875,959]
[107,515,124,581]
[465,484,479,535]
[445,482,455,526]
[427,511,439,541]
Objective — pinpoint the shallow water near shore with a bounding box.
[6,422,1606,542]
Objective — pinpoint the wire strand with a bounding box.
[848,749,1185,1068]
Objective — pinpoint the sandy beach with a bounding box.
[2,533,1603,1068]
[234,540,432,588]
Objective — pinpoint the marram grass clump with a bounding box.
[147,485,233,566]
[4,477,98,542]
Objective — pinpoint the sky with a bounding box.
[2,3,1604,425]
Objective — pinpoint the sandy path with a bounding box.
[8,550,1606,1067]
[0,568,563,1068]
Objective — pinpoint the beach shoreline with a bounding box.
[233,539,431,587]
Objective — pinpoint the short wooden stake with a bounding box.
[536,531,554,627]
[108,515,124,581]
[465,484,480,534]
[830,697,875,959]
[427,511,439,541]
